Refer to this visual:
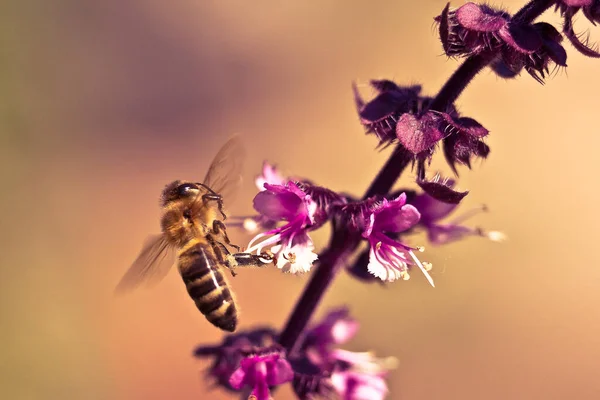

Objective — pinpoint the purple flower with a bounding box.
[436,2,515,57]
[353,80,422,145]
[437,3,568,83]
[354,78,490,176]
[255,161,286,191]
[439,112,490,175]
[412,177,506,245]
[229,350,294,400]
[395,111,449,158]
[493,22,568,84]
[292,308,396,400]
[229,162,287,233]
[194,328,277,392]
[304,308,359,353]
[342,193,435,286]
[245,182,319,274]
[330,350,397,400]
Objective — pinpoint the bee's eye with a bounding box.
[177,183,197,196]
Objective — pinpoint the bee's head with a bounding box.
[161,180,201,206]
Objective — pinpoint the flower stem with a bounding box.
[278,230,359,354]
[512,0,555,24]
[277,0,556,355]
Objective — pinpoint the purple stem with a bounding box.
[277,0,555,354]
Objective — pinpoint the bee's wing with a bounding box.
[115,234,176,294]
[202,135,246,204]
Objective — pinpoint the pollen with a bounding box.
[283,252,297,264]
[375,241,382,251]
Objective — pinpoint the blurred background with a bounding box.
[2,0,600,399]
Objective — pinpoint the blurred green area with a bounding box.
[2,1,600,399]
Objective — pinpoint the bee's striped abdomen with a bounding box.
[178,241,237,332]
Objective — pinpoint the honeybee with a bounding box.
[116,136,272,332]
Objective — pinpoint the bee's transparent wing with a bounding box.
[202,135,246,204]
[115,234,176,294]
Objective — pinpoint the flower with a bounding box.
[304,308,359,355]
[353,78,490,177]
[291,307,396,400]
[194,328,278,392]
[436,2,514,57]
[229,349,294,400]
[437,3,568,83]
[438,112,490,175]
[493,22,568,84]
[342,193,434,286]
[255,161,286,191]
[229,162,287,233]
[330,350,397,400]
[411,177,506,245]
[353,80,422,145]
[245,182,319,274]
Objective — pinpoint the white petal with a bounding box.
[367,248,403,282]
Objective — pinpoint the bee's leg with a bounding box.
[202,194,227,220]
[206,235,239,277]
[212,220,241,252]
[232,252,273,268]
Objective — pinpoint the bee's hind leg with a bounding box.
[212,220,241,252]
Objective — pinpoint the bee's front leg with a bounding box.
[202,194,227,220]
[212,220,241,252]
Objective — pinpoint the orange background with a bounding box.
[2,1,600,399]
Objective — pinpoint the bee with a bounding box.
[115,136,272,332]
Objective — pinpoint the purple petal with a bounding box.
[352,81,365,111]
[359,91,404,123]
[490,58,521,78]
[428,224,476,245]
[251,381,271,400]
[253,190,303,221]
[562,0,592,5]
[444,115,489,138]
[417,179,469,204]
[500,23,543,53]
[229,368,246,390]
[266,358,295,385]
[373,204,420,233]
[411,193,458,224]
[438,3,452,54]
[396,112,446,154]
[456,3,506,32]
[369,79,402,93]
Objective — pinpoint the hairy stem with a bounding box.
[277,0,556,355]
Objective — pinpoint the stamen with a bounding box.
[486,230,507,242]
[283,252,297,264]
[408,250,435,287]
[449,204,488,224]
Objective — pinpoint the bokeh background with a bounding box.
[2,0,600,399]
